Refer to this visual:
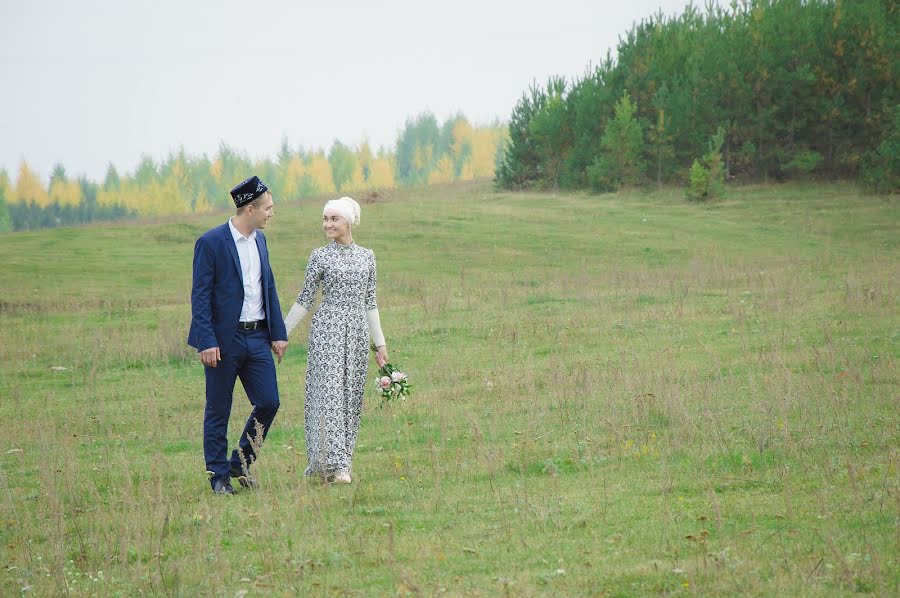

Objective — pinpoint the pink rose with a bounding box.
[379,376,392,389]
[391,371,406,382]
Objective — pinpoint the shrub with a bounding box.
[686,127,726,201]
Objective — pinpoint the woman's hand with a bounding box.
[375,345,388,367]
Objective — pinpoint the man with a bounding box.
[188,176,289,495]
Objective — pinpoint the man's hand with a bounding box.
[199,347,221,368]
[272,340,288,364]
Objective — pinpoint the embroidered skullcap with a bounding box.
[230,176,268,208]
[323,196,361,226]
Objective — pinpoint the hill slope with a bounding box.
[0,181,897,595]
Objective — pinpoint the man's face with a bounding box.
[250,193,274,229]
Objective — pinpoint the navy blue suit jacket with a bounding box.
[188,222,288,354]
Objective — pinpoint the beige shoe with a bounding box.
[334,471,352,484]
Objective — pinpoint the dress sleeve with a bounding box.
[283,303,309,337]
[364,249,378,311]
[364,250,385,347]
[296,249,324,310]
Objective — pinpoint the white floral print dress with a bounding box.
[296,241,377,477]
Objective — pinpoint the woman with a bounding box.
[283,196,388,484]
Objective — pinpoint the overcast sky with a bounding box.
[1,0,704,182]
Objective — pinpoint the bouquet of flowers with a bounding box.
[374,363,411,403]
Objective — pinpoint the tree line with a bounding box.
[496,0,899,194]
[0,114,506,232]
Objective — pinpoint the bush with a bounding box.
[586,155,618,192]
[685,127,726,201]
[686,159,711,201]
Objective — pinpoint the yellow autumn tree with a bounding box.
[283,155,305,199]
[450,116,475,178]
[193,188,212,213]
[306,152,336,195]
[49,179,83,206]
[15,161,49,206]
[430,155,455,184]
[346,163,366,191]
[165,151,194,213]
[367,153,395,188]
[210,157,223,184]
[469,126,506,178]
[97,181,128,209]
[98,165,152,214]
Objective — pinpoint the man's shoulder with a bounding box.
[197,223,229,243]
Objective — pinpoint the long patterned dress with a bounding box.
[296,241,378,477]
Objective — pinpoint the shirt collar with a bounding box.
[228,218,257,243]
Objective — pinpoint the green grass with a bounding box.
[0,180,897,596]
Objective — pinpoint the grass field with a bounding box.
[0,180,897,596]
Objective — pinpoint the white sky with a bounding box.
[1,0,704,182]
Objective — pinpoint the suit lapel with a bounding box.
[222,223,243,283]
[255,234,268,294]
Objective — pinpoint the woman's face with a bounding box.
[323,209,350,240]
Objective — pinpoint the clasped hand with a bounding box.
[271,340,288,363]
[374,345,388,367]
[200,342,288,366]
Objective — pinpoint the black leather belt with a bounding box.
[238,320,266,331]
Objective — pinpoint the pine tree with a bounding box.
[528,76,569,188]
[104,164,121,190]
[395,113,440,186]
[328,141,357,192]
[587,93,646,192]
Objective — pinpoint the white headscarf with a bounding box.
[323,196,361,226]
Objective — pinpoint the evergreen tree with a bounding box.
[103,164,121,190]
[495,84,550,189]
[328,140,357,191]
[528,76,570,188]
[861,105,900,193]
[395,112,440,186]
[49,163,67,186]
[587,93,645,192]
[646,98,676,189]
[497,0,899,190]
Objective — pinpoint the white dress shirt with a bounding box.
[228,218,265,322]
